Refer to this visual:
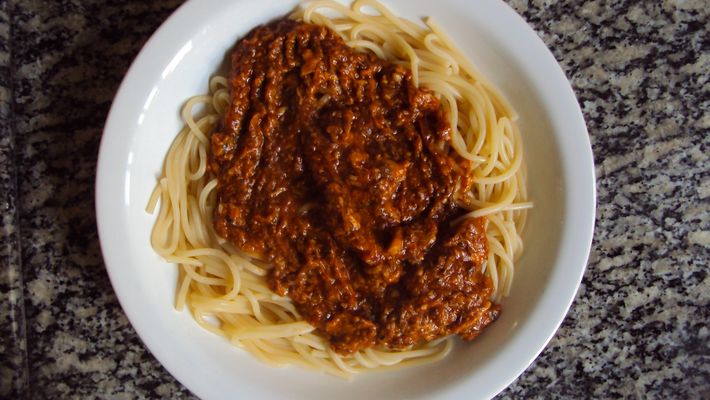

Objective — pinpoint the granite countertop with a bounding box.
[1,0,708,398]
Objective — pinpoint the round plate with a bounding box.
[96,0,595,398]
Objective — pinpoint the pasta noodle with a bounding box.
[147,0,530,378]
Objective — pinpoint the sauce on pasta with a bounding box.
[211,19,498,355]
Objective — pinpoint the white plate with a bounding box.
[96,0,595,398]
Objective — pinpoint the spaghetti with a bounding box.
[147,0,530,377]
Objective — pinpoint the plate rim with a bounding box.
[96,0,596,398]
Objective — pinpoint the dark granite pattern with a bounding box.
[0,0,707,399]
[0,0,28,396]
[2,1,190,399]
[501,1,710,398]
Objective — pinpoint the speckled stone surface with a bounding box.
[0,0,707,399]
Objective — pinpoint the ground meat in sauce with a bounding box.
[210,18,499,354]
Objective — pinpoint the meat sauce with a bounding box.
[210,18,499,354]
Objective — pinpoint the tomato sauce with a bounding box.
[211,19,498,354]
